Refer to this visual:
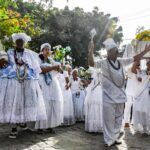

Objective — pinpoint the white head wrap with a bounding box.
[103,38,118,51]
[40,43,51,52]
[12,33,31,43]
[0,51,8,61]
[71,68,78,75]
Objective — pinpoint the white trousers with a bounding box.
[103,102,124,145]
[123,95,134,124]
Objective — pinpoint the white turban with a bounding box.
[103,38,118,51]
[0,51,8,61]
[40,43,51,52]
[12,33,31,43]
[71,68,78,75]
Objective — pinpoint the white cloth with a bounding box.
[0,79,47,123]
[0,49,47,123]
[133,72,150,134]
[0,51,8,61]
[12,33,31,43]
[35,59,63,129]
[123,95,134,124]
[103,38,118,51]
[57,72,75,126]
[71,77,85,121]
[103,102,124,146]
[40,43,51,52]
[85,69,103,132]
[95,58,133,103]
[123,69,137,124]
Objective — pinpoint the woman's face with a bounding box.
[72,70,78,78]
[42,47,50,57]
[16,39,24,49]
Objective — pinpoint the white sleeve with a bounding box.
[64,71,69,78]
[118,57,134,67]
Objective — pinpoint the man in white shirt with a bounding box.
[88,38,150,147]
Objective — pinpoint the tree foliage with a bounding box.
[0,0,123,67]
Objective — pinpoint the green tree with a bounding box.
[1,0,123,67]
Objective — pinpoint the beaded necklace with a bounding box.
[107,58,125,88]
[14,49,27,83]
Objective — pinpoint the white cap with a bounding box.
[12,33,31,43]
[103,38,118,51]
[0,51,8,61]
[40,43,51,52]
[71,68,78,75]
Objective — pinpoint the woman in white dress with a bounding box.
[133,60,150,135]
[0,52,11,123]
[70,69,85,121]
[58,67,75,126]
[1,33,47,138]
[35,43,63,133]
[85,68,103,133]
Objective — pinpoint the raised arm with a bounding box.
[133,44,150,62]
[88,41,95,67]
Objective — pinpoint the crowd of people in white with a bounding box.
[0,33,150,147]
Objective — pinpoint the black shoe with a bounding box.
[117,131,124,139]
[48,128,56,134]
[37,129,44,134]
[9,128,18,139]
[104,143,109,147]
[19,123,28,130]
[114,140,122,145]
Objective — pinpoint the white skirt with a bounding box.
[85,84,103,132]
[72,90,85,121]
[0,78,10,123]
[0,79,47,123]
[35,76,63,129]
[133,88,150,134]
[63,88,75,126]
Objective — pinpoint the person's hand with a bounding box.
[137,77,142,82]
[0,59,8,68]
[65,84,69,90]
[88,41,94,53]
[53,65,61,71]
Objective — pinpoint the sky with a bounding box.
[51,0,150,44]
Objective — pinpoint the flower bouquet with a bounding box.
[53,45,71,62]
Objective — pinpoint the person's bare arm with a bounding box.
[88,41,95,67]
[41,65,60,74]
[133,45,150,61]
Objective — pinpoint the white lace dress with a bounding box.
[35,59,63,129]
[84,69,103,132]
[0,49,47,123]
[71,77,85,121]
[58,71,75,126]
